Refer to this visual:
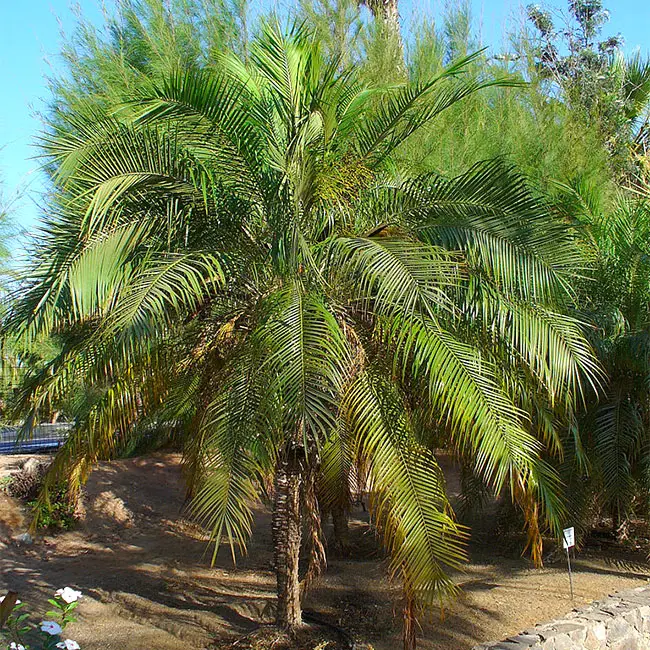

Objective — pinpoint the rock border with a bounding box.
[473,584,650,649]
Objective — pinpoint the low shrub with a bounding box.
[27,488,76,531]
[2,460,76,531]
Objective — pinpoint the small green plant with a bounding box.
[27,488,76,531]
[0,587,82,649]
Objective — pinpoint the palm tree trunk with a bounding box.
[332,507,350,553]
[273,448,304,629]
[362,0,404,59]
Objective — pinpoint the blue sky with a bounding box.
[1,0,649,246]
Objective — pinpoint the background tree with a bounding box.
[526,1,650,172]
[0,178,24,420]
[361,0,404,69]
[519,2,650,541]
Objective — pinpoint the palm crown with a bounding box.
[8,21,601,649]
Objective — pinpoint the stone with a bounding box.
[609,632,641,650]
[506,634,542,646]
[580,611,616,622]
[535,624,558,641]
[567,626,587,645]
[639,606,650,634]
[608,618,634,643]
[13,532,33,545]
[584,622,607,649]
[549,633,577,650]
[623,608,642,630]
[602,600,638,617]
[617,593,650,606]
[551,622,584,635]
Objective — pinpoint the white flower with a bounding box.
[40,620,63,635]
[56,641,80,650]
[10,643,26,650]
[0,596,21,605]
[55,587,82,604]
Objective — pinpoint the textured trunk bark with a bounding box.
[273,449,304,630]
[332,508,350,553]
[364,0,404,54]
[365,0,399,29]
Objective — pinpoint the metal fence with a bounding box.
[0,423,72,454]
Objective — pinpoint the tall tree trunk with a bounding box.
[273,447,304,629]
[367,0,400,31]
[363,0,404,60]
[332,507,350,553]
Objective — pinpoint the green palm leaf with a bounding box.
[102,252,224,335]
[191,355,267,563]
[258,285,353,446]
[331,236,459,318]
[593,385,642,517]
[414,160,581,302]
[343,372,466,606]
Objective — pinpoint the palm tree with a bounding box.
[7,22,600,649]
[563,185,650,535]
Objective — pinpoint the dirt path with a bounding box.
[1,453,648,649]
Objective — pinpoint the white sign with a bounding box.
[562,526,575,550]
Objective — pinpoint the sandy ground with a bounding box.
[1,452,649,650]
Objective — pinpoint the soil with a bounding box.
[1,452,649,650]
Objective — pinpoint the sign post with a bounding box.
[562,527,575,600]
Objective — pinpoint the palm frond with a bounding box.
[318,418,357,514]
[379,311,566,555]
[102,252,224,336]
[190,354,268,563]
[331,236,460,319]
[593,386,642,517]
[473,286,602,406]
[258,285,353,447]
[414,160,582,303]
[343,372,466,606]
